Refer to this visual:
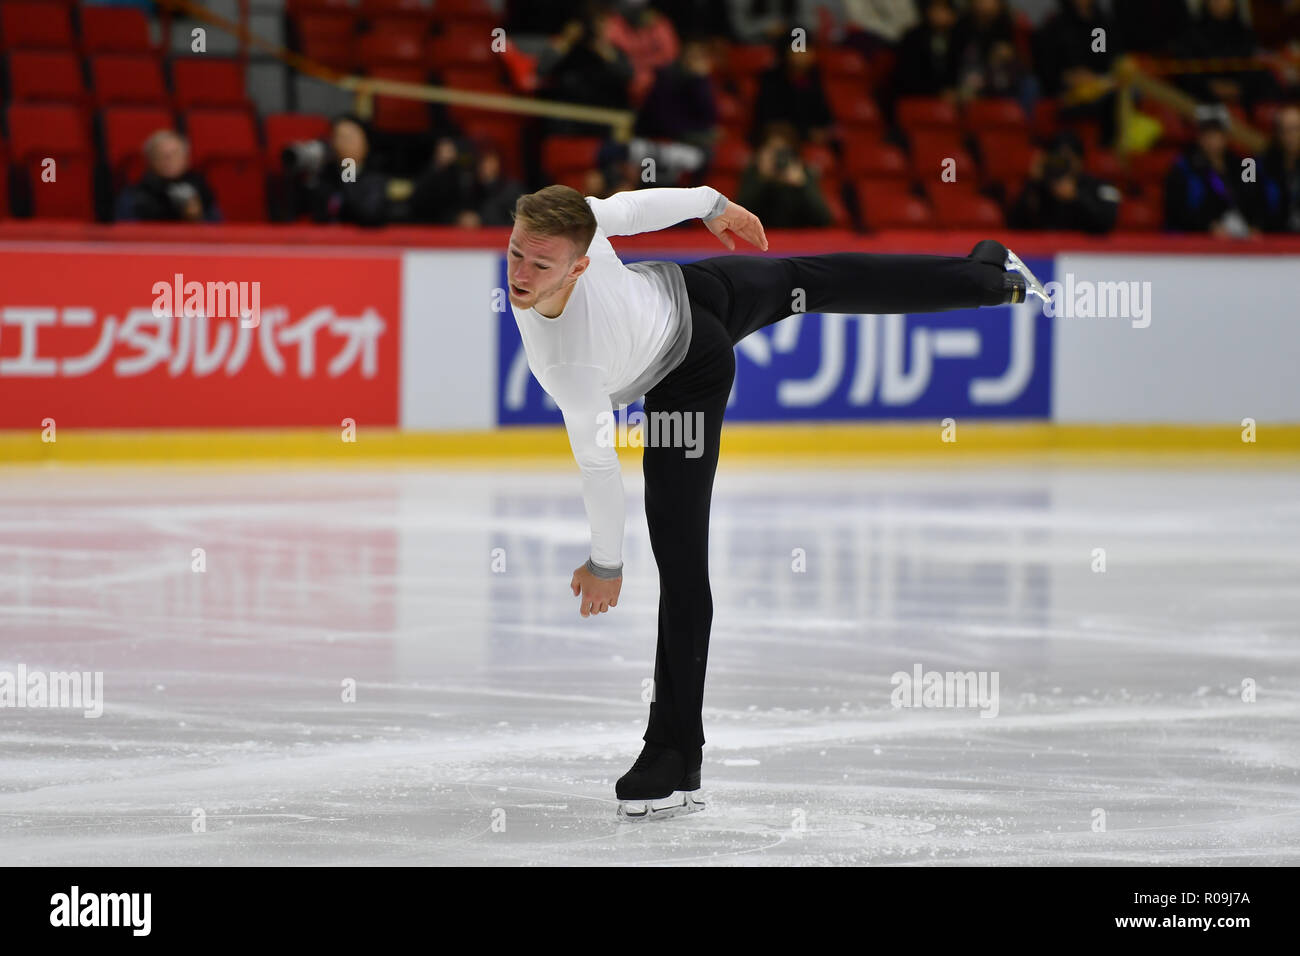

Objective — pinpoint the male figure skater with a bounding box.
[506,184,1045,820]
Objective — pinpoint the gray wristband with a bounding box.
[585,557,623,580]
[702,191,729,222]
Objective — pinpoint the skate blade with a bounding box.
[1005,247,1048,302]
[616,789,705,822]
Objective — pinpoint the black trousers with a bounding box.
[639,252,1007,753]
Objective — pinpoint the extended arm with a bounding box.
[587,185,729,237]
[546,365,626,614]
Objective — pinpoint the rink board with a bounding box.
[1,246,1298,442]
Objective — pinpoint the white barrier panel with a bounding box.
[1053,255,1300,423]
[400,250,499,429]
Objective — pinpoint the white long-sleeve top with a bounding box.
[510,185,728,574]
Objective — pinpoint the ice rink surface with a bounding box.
[2,458,1298,866]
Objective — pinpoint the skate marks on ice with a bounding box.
[1,464,1299,864]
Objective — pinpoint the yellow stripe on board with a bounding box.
[2,423,1299,465]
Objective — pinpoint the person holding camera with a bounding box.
[282,114,391,227]
[1008,132,1120,234]
[735,123,833,228]
[120,130,218,222]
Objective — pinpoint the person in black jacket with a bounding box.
[121,130,218,222]
[1258,104,1300,233]
[894,0,962,99]
[750,37,834,146]
[1008,133,1120,234]
[1164,105,1259,236]
[307,115,390,227]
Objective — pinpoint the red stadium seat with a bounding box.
[91,55,169,107]
[712,137,752,174]
[725,44,775,78]
[1130,147,1180,185]
[204,159,268,221]
[172,58,250,109]
[856,182,934,229]
[909,129,977,187]
[1,2,74,50]
[295,12,357,43]
[818,47,869,82]
[897,96,959,131]
[264,113,331,172]
[1253,102,1284,133]
[185,109,260,165]
[824,79,883,134]
[1116,196,1161,232]
[80,6,155,54]
[1085,149,1124,183]
[964,97,1028,133]
[801,142,837,180]
[542,136,603,179]
[300,34,355,71]
[359,0,433,28]
[975,129,1035,187]
[457,112,525,178]
[841,136,908,180]
[102,106,177,184]
[6,102,91,160]
[1031,98,1060,139]
[357,27,429,67]
[0,136,8,218]
[430,30,495,66]
[23,154,94,218]
[930,189,1005,229]
[430,0,495,19]
[367,67,432,132]
[7,50,86,105]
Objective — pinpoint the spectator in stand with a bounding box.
[725,0,846,45]
[1007,132,1120,233]
[635,37,720,151]
[1173,0,1270,106]
[653,0,738,42]
[894,0,963,99]
[308,114,390,227]
[751,38,835,145]
[1032,0,1117,98]
[1033,0,1119,144]
[1113,0,1190,55]
[841,0,918,57]
[536,4,635,136]
[411,136,472,225]
[605,0,681,104]
[737,121,833,227]
[120,130,219,222]
[454,146,526,228]
[505,0,585,35]
[1164,104,1259,236]
[954,0,1033,102]
[1258,103,1300,233]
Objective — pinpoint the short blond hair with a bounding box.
[511,185,598,258]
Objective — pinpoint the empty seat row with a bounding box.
[4,54,251,110]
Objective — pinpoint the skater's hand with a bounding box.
[571,565,621,618]
[705,200,768,252]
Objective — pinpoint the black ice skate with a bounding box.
[615,743,705,822]
[969,238,1049,304]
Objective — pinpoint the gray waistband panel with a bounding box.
[610,260,693,407]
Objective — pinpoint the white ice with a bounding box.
[1,459,1298,865]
